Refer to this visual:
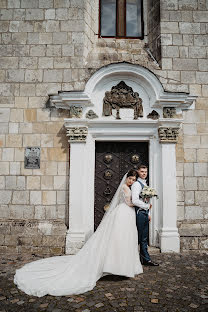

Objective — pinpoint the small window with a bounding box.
[100,0,143,38]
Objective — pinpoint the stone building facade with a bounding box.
[0,0,207,255]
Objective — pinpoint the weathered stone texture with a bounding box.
[160,0,208,250]
[0,220,66,255]
[0,0,207,252]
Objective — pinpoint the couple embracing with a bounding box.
[14,164,158,297]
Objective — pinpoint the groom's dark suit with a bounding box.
[131,179,151,263]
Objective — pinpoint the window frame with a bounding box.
[99,0,144,39]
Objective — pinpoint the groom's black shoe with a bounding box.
[143,260,159,266]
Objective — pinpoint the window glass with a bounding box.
[101,0,116,36]
[126,0,142,37]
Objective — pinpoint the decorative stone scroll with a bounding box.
[103,81,143,120]
[147,110,160,120]
[158,127,180,143]
[66,127,88,143]
[163,107,176,118]
[85,110,98,119]
[69,106,83,118]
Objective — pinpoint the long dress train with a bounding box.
[14,182,143,297]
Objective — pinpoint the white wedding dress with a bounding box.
[14,176,143,297]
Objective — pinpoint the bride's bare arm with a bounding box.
[122,185,134,207]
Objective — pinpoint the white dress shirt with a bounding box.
[131,177,150,211]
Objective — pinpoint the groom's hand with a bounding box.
[149,204,152,209]
[148,215,151,222]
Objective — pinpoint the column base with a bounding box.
[65,230,86,255]
[159,228,180,253]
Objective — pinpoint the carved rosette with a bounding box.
[147,110,160,120]
[158,127,180,143]
[66,127,88,143]
[69,106,83,118]
[85,110,98,119]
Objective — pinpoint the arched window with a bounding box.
[99,0,143,38]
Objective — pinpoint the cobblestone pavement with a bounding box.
[0,252,207,312]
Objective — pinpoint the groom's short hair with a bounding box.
[138,164,148,170]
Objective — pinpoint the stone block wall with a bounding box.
[0,0,159,255]
[82,0,158,73]
[72,0,208,252]
[0,0,207,254]
[147,0,161,64]
[0,0,84,255]
[156,0,208,250]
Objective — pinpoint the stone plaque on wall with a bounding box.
[24,147,40,169]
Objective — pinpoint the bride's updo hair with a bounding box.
[127,169,139,180]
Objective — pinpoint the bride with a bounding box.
[14,169,143,297]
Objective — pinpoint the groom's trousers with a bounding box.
[136,209,151,263]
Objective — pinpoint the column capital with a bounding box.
[158,127,180,143]
[66,126,88,143]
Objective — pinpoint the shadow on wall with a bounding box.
[44,98,70,228]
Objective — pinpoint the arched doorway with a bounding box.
[50,63,196,254]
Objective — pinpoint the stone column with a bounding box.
[158,127,180,253]
[65,127,88,254]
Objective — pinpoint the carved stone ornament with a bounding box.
[163,107,176,118]
[158,127,180,143]
[69,106,83,118]
[147,110,160,120]
[66,127,88,143]
[85,110,98,119]
[103,81,143,120]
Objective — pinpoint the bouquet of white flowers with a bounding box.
[140,186,159,199]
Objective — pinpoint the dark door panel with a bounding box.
[94,141,148,230]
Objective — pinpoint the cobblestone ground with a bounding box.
[0,252,207,312]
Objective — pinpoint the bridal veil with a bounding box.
[14,173,142,297]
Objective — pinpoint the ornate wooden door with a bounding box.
[94,141,148,230]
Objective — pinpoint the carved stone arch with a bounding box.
[50,63,196,255]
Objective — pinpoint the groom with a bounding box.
[131,164,159,266]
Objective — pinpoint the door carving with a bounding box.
[94,142,148,230]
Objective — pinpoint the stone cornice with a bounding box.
[49,91,91,110]
[64,118,183,142]
[64,118,182,127]
[154,94,197,110]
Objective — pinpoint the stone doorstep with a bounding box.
[148,246,161,254]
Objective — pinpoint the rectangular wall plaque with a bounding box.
[24,147,40,169]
